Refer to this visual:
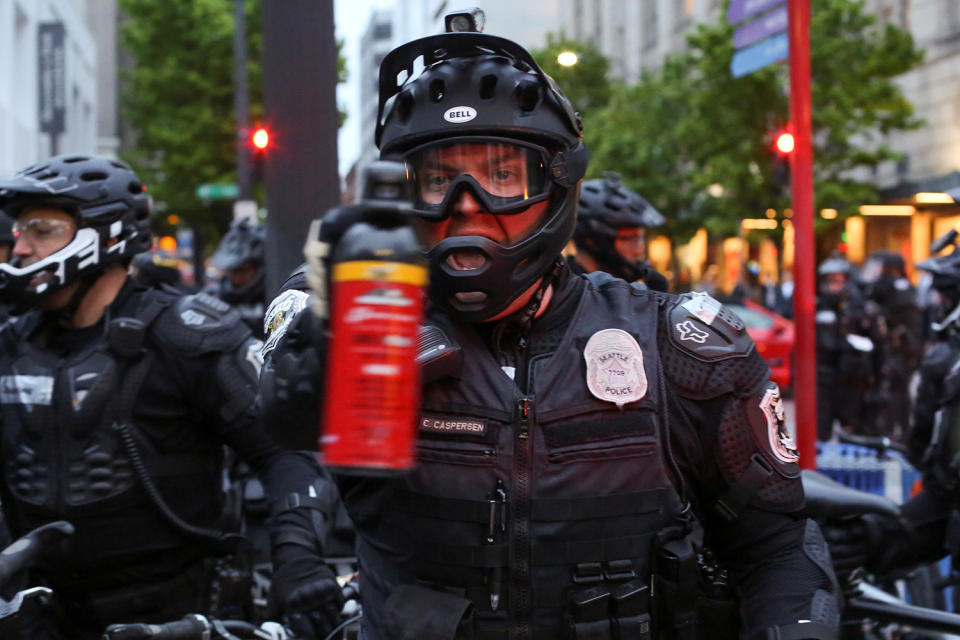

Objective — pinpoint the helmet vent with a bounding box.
[479,75,497,99]
[81,171,109,182]
[111,160,129,170]
[128,181,143,194]
[515,81,541,113]
[429,79,445,103]
[396,91,414,123]
[63,156,89,163]
[25,164,48,175]
[36,170,58,180]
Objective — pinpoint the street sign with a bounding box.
[38,23,65,135]
[727,0,785,25]
[731,32,788,78]
[196,183,239,200]
[733,4,788,50]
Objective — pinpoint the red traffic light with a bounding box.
[251,127,270,151]
[775,131,795,155]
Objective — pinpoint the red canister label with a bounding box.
[322,260,427,473]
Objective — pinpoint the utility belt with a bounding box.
[564,525,738,640]
[383,524,738,640]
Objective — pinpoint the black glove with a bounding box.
[821,512,908,575]
[269,554,345,639]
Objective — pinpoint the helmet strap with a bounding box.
[491,258,565,353]
[54,270,103,327]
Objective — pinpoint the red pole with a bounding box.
[788,0,817,469]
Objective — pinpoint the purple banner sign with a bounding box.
[734,4,788,50]
[727,0,786,25]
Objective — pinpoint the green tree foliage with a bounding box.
[531,34,613,118]
[119,0,347,239]
[585,0,923,242]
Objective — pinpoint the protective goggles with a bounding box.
[401,138,557,219]
[12,217,75,242]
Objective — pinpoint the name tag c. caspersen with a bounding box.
[419,415,487,435]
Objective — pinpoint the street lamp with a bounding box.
[557,51,579,67]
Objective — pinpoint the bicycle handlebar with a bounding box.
[104,614,212,639]
[836,431,909,457]
[0,521,74,588]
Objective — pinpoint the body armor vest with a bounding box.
[1,317,137,517]
[0,293,226,567]
[353,278,689,640]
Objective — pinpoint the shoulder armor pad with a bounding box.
[668,293,753,361]
[660,293,769,399]
[262,288,310,358]
[153,292,250,354]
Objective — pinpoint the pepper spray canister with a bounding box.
[319,161,427,475]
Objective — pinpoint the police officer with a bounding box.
[260,17,839,640]
[131,248,184,290]
[861,250,922,439]
[205,218,267,337]
[568,172,669,291]
[815,255,885,440]
[825,234,960,578]
[0,156,335,638]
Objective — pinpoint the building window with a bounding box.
[675,0,693,29]
[643,2,659,51]
[573,0,583,41]
[592,0,602,44]
[373,23,392,41]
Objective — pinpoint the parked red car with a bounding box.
[726,300,794,391]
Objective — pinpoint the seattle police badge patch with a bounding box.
[261,289,309,358]
[584,329,647,408]
[760,385,799,463]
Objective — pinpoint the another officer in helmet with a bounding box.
[824,231,960,582]
[205,217,267,337]
[568,172,669,291]
[860,250,922,439]
[0,155,329,638]
[260,13,838,640]
[131,248,183,290]
[815,255,885,440]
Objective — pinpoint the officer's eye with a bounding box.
[423,173,451,191]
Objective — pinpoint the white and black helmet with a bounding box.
[0,155,152,308]
[376,29,588,321]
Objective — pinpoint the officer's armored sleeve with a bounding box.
[661,294,840,640]
[152,291,329,527]
[909,340,955,468]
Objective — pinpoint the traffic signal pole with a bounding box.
[787,0,817,469]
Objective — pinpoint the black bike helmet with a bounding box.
[133,249,182,288]
[209,218,266,304]
[0,155,151,309]
[573,172,663,281]
[917,234,960,301]
[375,28,588,321]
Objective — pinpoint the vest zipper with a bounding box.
[512,395,534,639]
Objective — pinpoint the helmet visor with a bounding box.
[403,138,552,219]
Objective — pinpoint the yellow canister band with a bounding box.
[332,260,428,286]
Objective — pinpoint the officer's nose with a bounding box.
[452,190,483,217]
[12,232,33,259]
